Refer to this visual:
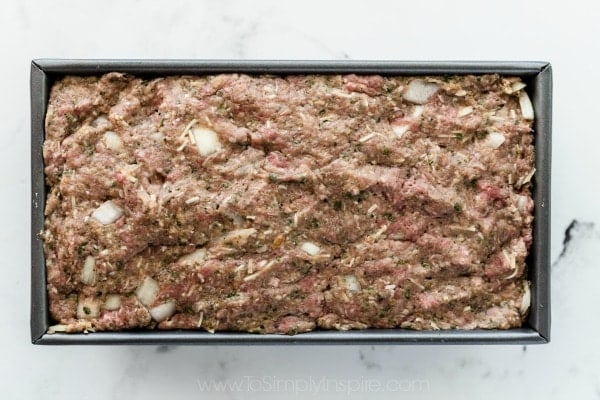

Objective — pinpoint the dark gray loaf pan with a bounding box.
[30,60,552,345]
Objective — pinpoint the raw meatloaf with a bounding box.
[43,72,535,334]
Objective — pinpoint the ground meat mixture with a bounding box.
[43,72,535,334]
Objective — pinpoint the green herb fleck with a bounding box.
[77,243,87,256]
[466,178,477,189]
[84,143,95,156]
[83,306,91,315]
[287,327,299,335]
[333,200,343,211]
[475,130,489,140]
[454,202,463,212]
[343,190,367,202]
[382,147,391,156]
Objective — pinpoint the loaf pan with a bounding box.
[31,60,552,345]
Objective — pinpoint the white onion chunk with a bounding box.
[300,242,320,256]
[104,295,122,311]
[179,248,207,265]
[150,301,177,322]
[485,132,506,149]
[222,228,257,247]
[77,298,100,319]
[520,282,531,314]
[403,80,439,104]
[80,255,96,285]
[103,131,123,152]
[192,127,222,156]
[457,106,473,117]
[136,277,159,307]
[343,275,361,292]
[91,200,123,225]
[519,91,534,120]
[392,124,410,139]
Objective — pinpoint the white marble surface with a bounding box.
[1,0,599,398]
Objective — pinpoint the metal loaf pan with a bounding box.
[31,60,552,345]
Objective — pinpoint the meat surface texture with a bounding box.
[43,72,535,334]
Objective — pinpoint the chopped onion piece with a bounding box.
[104,295,121,311]
[192,127,222,156]
[300,241,320,256]
[77,298,100,319]
[150,301,176,322]
[91,200,123,225]
[403,80,439,104]
[222,228,257,247]
[502,250,517,273]
[518,168,536,187]
[179,248,207,265]
[48,324,68,333]
[136,277,159,307]
[103,131,123,151]
[520,282,531,314]
[505,266,519,280]
[150,132,164,142]
[519,91,534,120]
[457,106,473,117]
[510,81,527,93]
[411,105,424,119]
[484,132,506,149]
[92,115,110,127]
[392,124,410,139]
[80,255,96,286]
[343,275,361,292]
[230,213,245,226]
[517,195,529,213]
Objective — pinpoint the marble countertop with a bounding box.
[2,0,599,398]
